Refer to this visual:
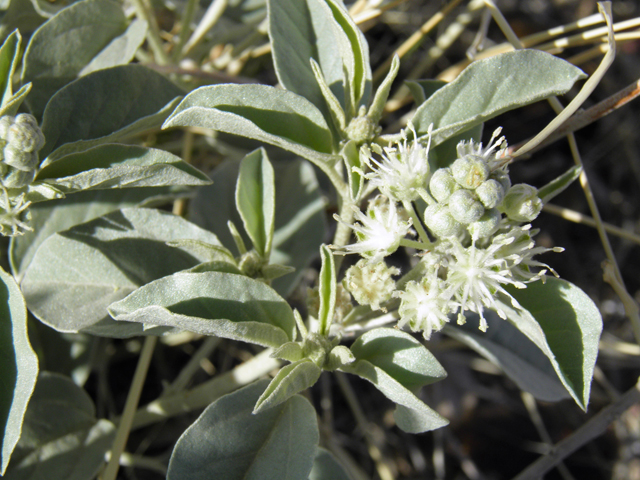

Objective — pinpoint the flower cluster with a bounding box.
[333,126,560,339]
[0,113,45,236]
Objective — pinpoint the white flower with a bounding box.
[456,127,509,171]
[333,197,411,264]
[344,259,399,311]
[361,124,431,202]
[395,275,454,340]
[443,237,525,332]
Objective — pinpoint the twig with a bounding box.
[101,336,158,480]
[513,378,640,480]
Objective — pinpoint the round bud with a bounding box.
[8,122,45,153]
[491,169,511,193]
[476,178,505,209]
[3,145,37,171]
[15,114,39,129]
[429,168,460,203]
[2,168,35,188]
[467,208,501,239]
[0,116,14,141]
[501,183,543,222]
[451,155,490,189]
[448,189,485,225]
[424,203,464,238]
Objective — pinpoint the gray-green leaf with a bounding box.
[236,148,275,258]
[108,271,296,348]
[40,64,184,159]
[21,0,130,118]
[411,50,587,145]
[0,30,22,113]
[35,144,210,192]
[254,359,322,413]
[2,372,115,480]
[167,379,319,480]
[20,208,222,337]
[163,84,336,162]
[309,448,352,480]
[0,266,38,475]
[500,278,602,410]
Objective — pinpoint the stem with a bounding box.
[162,337,221,396]
[101,336,157,480]
[403,200,433,247]
[131,0,170,66]
[400,238,430,250]
[513,378,640,480]
[173,0,199,61]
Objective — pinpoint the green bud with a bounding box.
[2,167,35,188]
[345,106,380,144]
[501,183,542,222]
[476,178,505,209]
[451,155,490,189]
[3,146,38,171]
[491,168,511,193]
[424,203,464,238]
[448,189,484,225]
[429,167,460,202]
[467,208,501,239]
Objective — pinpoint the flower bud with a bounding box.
[8,121,45,153]
[501,183,542,222]
[424,203,464,238]
[346,107,380,144]
[491,169,511,193]
[476,178,505,209]
[3,146,38,171]
[0,116,13,140]
[448,189,484,225]
[467,208,501,239]
[429,167,460,202]
[2,168,35,188]
[344,259,398,311]
[451,155,490,189]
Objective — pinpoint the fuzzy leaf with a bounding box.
[21,0,129,118]
[499,278,602,410]
[236,148,275,258]
[309,448,352,480]
[40,65,183,159]
[108,271,296,347]
[167,379,318,480]
[190,158,326,297]
[163,84,336,162]
[318,244,336,335]
[0,30,22,110]
[36,144,210,192]
[350,327,447,391]
[254,360,322,413]
[21,208,222,337]
[2,372,115,480]
[538,165,582,203]
[443,312,571,402]
[411,50,587,145]
[0,266,38,475]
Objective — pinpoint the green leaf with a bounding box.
[0,266,38,475]
[108,271,296,348]
[428,123,484,170]
[411,50,587,145]
[404,79,446,106]
[78,18,147,76]
[2,372,115,480]
[538,165,582,204]
[29,0,83,18]
[349,327,446,391]
[190,157,326,297]
[367,54,399,125]
[0,30,21,109]
[268,0,371,122]
[20,208,222,337]
[163,84,336,162]
[309,448,352,480]
[167,379,318,480]
[254,360,322,413]
[236,148,275,258]
[318,244,336,336]
[500,278,602,410]
[10,187,177,282]
[40,64,184,159]
[443,312,571,402]
[21,0,129,119]
[35,144,210,192]
[340,360,448,433]
[0,83,32,118]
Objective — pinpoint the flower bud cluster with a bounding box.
[424,129,542,241]
[0,114,45,189]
